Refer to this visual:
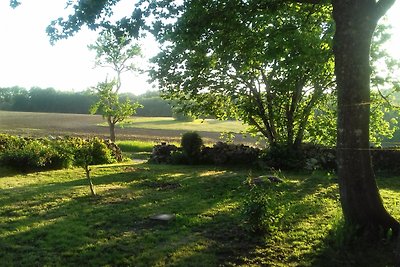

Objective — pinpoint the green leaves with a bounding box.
[152,2,335,147]
[89,29,143,141]
[90,79,142,125]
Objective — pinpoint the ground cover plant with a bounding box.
[1,160,399,266]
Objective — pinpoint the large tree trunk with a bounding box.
[332,1,399,236]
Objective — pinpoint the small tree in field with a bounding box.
[73,138,116,196]
[88,29,142,142]
[74,142,96,196]
[90,79,141,142]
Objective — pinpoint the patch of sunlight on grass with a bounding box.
[198,170,227,177]
[380,189,400,219]
[200,199,240,217]
[161,173,186,179]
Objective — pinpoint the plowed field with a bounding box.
[0,111,255,144]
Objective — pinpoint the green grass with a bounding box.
[0,163,399,266]
[116,117,246,133]
[116,140,161,161]
[116,140,156,153]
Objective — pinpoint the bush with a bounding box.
[0,135,118,171]
[0,134,26,150]
[242,179,284,234]
[0,139,66,171]
[173,111,194,122]
[181,132,203,164]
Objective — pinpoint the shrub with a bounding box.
[0,135,118,172]
[0,139,60,171]
[72,137,117,196]
[242,179,284,234]
[181,132,203,164]
[0,134,28,151]
[173,111,194,122]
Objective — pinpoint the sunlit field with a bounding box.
[119,117,246,133]
[0,111,254,144]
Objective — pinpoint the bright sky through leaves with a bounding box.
[0,0,399,94]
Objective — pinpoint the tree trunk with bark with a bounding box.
[107,116,116,142]
[332,0,399,237]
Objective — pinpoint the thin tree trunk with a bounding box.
[85,165,96,196]
[332,0,399,237]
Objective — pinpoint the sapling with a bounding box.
[74,140,97,196]
[72,138,117,196]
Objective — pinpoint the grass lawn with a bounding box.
[117,117,247,133]
[116,140,157,160]
[0,161,399,266]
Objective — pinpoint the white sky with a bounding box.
[0,1,399,95]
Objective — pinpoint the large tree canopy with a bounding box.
[152,2,334,149]
[11,0,400,238]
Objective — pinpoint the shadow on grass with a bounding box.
[0,163,257,266]
[1,164,398,266]
[0,166,19,178]
[312,223,398,267]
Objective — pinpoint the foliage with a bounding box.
[90,80,142,142]
[90,80,140,123]
[72,137,116,167]
[88,29,142,92]
[0,135,116,172]
[89,29,143,142]
[0,137,74,171]
[180,132,203,164]
[172,110,194,122]
[0,86,173,117]
[0,86,96,114]
[73,137,116,196]
[242,177,285,234]
[152,2,335,150]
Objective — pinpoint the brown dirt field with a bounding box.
[0,111,257,144]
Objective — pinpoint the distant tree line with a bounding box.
[0,86,173,117]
